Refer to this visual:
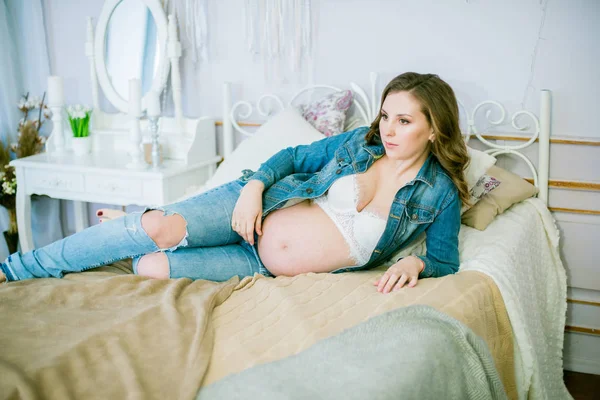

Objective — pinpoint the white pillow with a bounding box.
[465,146,496,190]
[204,107,325,191]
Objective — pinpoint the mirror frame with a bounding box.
[94,0,170,114]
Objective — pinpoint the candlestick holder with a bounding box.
[126,113,147,169]
[148,116,161,169]
[49,105,65,153]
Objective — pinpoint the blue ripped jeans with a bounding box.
[0,180,271,282]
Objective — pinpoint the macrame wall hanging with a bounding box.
[162,0,210,65]
[244,0,314,83]
[161,0,313,83]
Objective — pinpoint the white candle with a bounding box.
[47,76,64,106]
[147,91,161,117]
[128,78,142,116]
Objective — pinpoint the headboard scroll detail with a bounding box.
[222,74,551,205]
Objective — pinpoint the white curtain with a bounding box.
[0,0,63,260]
[0,0,21,139]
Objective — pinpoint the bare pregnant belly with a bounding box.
[257,200,355,276]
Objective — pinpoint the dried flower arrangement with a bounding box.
[0,92,49,252]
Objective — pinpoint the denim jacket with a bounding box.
[239,127,461,279]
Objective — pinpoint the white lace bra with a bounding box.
[313,174,387,266]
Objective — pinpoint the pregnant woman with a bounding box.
[1,72,469,294]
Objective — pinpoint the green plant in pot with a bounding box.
[67,105,92,155]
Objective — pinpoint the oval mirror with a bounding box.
[95,0,169,113]
[104,0,160,99]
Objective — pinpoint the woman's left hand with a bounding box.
[374,256,424,294]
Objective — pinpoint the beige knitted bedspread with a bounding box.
[0,262,515,400]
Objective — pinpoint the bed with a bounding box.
[0,75,571,400]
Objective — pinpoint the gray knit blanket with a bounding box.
[196,305,507,400]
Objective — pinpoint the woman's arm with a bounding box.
[248,127,365,190]
[397,190,461,279]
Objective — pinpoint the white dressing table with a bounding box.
[10,0,219,252]
[11,152,219,252]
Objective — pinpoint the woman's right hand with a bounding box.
[231,180,265,245]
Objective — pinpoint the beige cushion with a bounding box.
[461,165,539,230]
[464,147,497,190]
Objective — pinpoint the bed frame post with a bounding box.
[538,90,551,206]
[222,82,234,158]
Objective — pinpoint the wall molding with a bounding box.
[565,325,600,335]
[568,287,600,304]
[481,134,600,146]
[524,179,600,192]
[550,207,600,216]
[568,298,600,307]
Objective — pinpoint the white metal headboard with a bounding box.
[222,74,551,205]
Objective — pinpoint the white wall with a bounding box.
[43,0,600,137]
[42,0,600,289]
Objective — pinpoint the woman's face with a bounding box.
[378,91,432,160]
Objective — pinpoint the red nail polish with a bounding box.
[97,211,103,216]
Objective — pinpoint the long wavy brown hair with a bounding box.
[365,72,470,206]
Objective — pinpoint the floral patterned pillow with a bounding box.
[298,90,353,137]
[461,174,501,214]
